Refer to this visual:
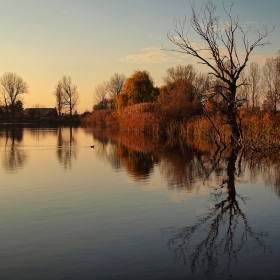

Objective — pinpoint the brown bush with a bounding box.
[81,109,118,128]
[118,102,159,133]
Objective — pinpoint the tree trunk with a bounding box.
[227,86,242,146]
[11,101,15,119]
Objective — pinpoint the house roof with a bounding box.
[25,108,57,111]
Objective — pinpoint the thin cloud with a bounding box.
[121,47,182,64]
[149,34,162,40]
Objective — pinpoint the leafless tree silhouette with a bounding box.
[164,0,273,146]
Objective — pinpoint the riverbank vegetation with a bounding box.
[82,0,279,151]
[82,57,280,148]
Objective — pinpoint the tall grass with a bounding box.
[118,102,159,134]
[81,109,118,128]
[81,104,280,149]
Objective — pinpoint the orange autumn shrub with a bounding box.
[242,110,280,143]
[118,102,159,134]
[81,109,118,128]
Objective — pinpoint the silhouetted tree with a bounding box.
[54,82,64,116]
[262,54,280,114]
[0,72,29,119]
[55,76,79,117]
[93,82,110,111]
[165,0,272,146]
[107,73,126,97]
[247,62,261,110]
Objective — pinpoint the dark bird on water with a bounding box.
[90,145,95,148]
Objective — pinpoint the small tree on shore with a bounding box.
[116,70,159,113]
[93,82,110,111]
[164,0,272,146]
[54,82,64,116]
[1,72,29,119]
[55,76,79,117]
[262,54,280,114]
[107,73,126,97]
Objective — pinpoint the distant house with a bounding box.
[24,108,58,118]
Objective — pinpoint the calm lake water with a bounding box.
[0,125,280,280]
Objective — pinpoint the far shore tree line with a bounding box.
[0,73,80,119]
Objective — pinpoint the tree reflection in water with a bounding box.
[0,126,28,172]
[115,143,157,180]
[88,129,279,276]
[164,146,269,277]
[90,130,159,180]
[56,126,78,169]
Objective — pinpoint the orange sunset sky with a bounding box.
[0,0,279,113]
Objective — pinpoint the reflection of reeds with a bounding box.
[88,123,280,195]
[90,129,159,154]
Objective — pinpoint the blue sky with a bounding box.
[0,0,279,112]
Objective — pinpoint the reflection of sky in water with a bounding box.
[0,127,280,279]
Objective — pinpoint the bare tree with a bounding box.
[93,82,109,110]
[107,73,126,97]
[162,64,197,85]
[165,0,272,146]
[56,76,79,118]
[237,63,261,111]
[236,71,249,109]
[0,72,29,119]
[248,62,261,110]
[162,64,212,102]
[54,82,64,116]
[262,55,280,114]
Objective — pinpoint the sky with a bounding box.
[0,0,279,113]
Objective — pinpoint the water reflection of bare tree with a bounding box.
[1,126,28,172]
[56,126,78,169]
[159,145,208,191]
[27,126,57,141]
[164,147,269,277]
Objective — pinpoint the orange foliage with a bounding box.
[204,100,213,113]
[263,112,270,122]
[81,109,118,128]
[116,70,158,113]
[157,80,202,136]
[118,102,159,133]
[240,110,280,145]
